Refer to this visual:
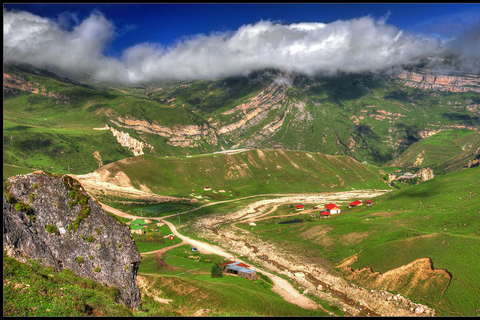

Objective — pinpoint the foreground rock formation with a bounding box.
[3,172,142,309]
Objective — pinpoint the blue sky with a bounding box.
[4,3,480,83]
[4,3,480,56]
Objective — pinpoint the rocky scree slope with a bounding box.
[3,172,141,309]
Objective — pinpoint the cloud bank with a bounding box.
[3,9,477,84]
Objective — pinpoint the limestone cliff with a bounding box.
[3,172,142,309]
[397,69,480,93]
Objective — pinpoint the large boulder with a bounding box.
[3,172,141,309]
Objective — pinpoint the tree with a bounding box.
[211,262,223,278]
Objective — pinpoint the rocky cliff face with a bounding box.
[397,69,480,93]
[3,172,142,309]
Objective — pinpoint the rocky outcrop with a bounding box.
[397,69,480,93]
[3,172,142,309]
[416,167,434,181]
[3,73,70,102]
[105,124,154,156]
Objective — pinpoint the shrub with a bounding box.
[45,225,59,235]
[211,262,223,278]
[14,201,32,214]
[117,243,122,248]
[75,257,84,264]
[86,236,95,243]
[29,193,36,203]
[93,267,101,273]
[89,255,94,260]
[95,228,101,235]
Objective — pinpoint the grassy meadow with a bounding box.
[233,167,480,316]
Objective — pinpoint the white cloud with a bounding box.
[4,9,476,84]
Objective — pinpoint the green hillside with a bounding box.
[388,129,480,174]
[96,149,386,198]
[4,63,480,176]
[237,166,480,316]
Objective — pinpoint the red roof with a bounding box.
[350,200,363,206]
[366,200,373,203]
[295,205,305,208]
[325,203,339,210]
[220,261,250,268]
[320,211,330,216]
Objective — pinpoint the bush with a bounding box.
[86,236,95,243]
[75,257,84,264]
[93,267,101,273]
[45,225,60,235]
[211,262,223,278]
[14,201,32,214]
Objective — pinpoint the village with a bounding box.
[126,186,376,281]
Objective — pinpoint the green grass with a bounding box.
[133,223,182,253]
[100,150,386,199]
[237,167,480,316]
[136,245,328,316]
[3,256,132,317]
[389,129,480,174]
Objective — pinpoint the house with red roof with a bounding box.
[295,204,305,211]
[204,187,211,191]
[366,200,373,206]
[320,211,330,217]
[349,200,363,208]
[325,203,341,214]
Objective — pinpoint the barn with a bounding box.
[220,261,257,280]
[325,203,341,214]
[129,219,147,235]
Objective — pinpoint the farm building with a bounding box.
[349,200,363,208]
[204,186,211,191]
[295,205,305,211]
[325,203,341,214]
[220,261,257,280]
[366,200,373,206]
[129,219,147,235]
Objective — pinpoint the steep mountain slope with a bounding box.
[4,63,479,175]
[389,129,480,173]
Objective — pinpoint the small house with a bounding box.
[130,219,147,235]
[325,203,341,214]
[295,205,305,211]
[204,187,211,191]
[320,211,330,217]
[349,200,363,208]
[130,224,146,235]
[167,234,175,240]
[366,200,373,206]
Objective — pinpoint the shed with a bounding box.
[295,205,305,211]
[222,261,257,280]
[320,211,330,217]
[204,187,211,191]
[349,200,363,208]
[366,200,373,206]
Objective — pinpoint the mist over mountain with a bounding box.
[4,8,479,84]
